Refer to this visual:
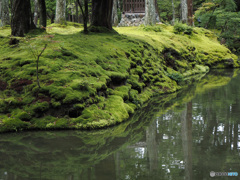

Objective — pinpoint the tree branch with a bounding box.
[36,44,47,88]
[76,0,85,17]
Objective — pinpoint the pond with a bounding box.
[0,69,240,180]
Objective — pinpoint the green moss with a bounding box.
[16,112,32,121]
[127,75,145,92]
[51,99,61,108]
[109,85,131,100]
[63,90,92,104]
[102,95,131,123]
[137,87,154,104]
[0,23,238,132]
[73,103,85,109]
[130,66,144,76]
[183,65,209,77]
[30,116,56,129]
[73,95,133,128]
[175,60,188,68]
[32,102,49,113]
[73,104,111,124]
[108,72,128,82]
[167,72,184,83]
[143,25,162,32]
[48,86,68,100]
[129,89,140,106]
[0,118,29,132]
[46,118,69,129]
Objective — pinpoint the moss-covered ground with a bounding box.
[0,22,239,132]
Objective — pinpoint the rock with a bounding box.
[118,13,145,27]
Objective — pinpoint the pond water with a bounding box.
[0,69,240,180]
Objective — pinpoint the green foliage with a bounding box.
[216,11,240,52]
[195,0,240,53]
[174,22,193,35]
[220,0,237,11]
[157,0,181,22]
[45,0,56,23]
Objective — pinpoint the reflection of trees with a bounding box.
[146,120,158,175]
[191,69,240,179]
[181,102,192,180]
[115,69,240,180]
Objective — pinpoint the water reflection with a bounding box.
[0,69,240,180]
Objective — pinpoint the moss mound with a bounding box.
[0,23,239,132]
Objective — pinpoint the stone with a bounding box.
[118,13,145,27]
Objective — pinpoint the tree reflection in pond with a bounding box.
[0,69,240,180]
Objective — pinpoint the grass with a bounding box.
[0,22,239,132]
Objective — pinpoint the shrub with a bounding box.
[174,22,193,35]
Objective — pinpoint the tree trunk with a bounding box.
[112,0,118,26]
[234,0,240,11]
[77,0,88,33]
[83,0,88,33]
[75,1,80,23]
[34,0,39,26]
[155,0,160,22]
[38,0,47,28]
[0,2,1,22]
[145,0,156,25]
[11,0,35,37]
[91,0,113,29]
[51,14,55,24]
[69,3,74,22]
[47,12,55,24]
[1,0,10,26]
[55,0,66,24]
[187,0,193,25]
[181,0,188,23]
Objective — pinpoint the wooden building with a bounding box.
[123,0,145,13]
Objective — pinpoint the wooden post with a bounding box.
[187,0,193,25]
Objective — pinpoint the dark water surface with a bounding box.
[1,69,240,180]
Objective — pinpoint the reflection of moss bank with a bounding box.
[129,69,238,128]
[0,81,199,179]
[0,23,239,132]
